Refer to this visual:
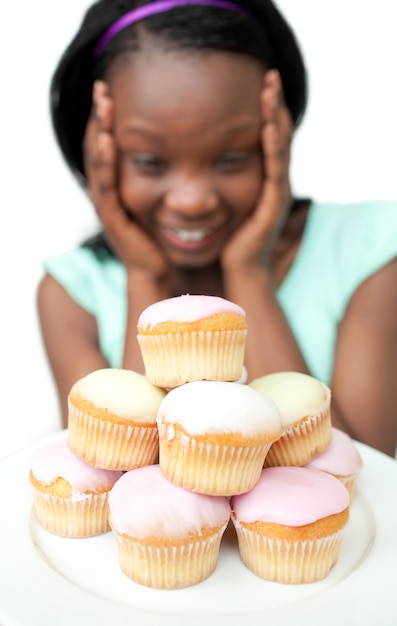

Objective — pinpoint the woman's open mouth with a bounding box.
[159,225,220,250]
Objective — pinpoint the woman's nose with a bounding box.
[164,173,218,216]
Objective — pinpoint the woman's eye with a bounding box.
[215,152,252,171]
[131,154,168,173]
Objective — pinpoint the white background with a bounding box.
[1,0,396,459]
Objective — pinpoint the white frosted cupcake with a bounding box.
[231,466,350,583]
[137,294,247,388]
[68,368,166,470]
[109,464,231,589]
[30,438,122,537]
[249,371,332,466]
[157,380,282,496]
[304,427,363,503]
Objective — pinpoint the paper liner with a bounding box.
[159,425,273,496]
[337,474,358,504]
[68,403,159,470]
[137,329,247,387]
[32,490,110,537]
[233,519,345,583]
[111,523,227,589]
[264,388,332,467]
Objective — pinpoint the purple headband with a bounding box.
[94,0,249,57]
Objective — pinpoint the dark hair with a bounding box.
[50,0,308,189]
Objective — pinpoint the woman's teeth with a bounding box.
[173,228,211,242]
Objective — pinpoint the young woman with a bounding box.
[38,0,397,455]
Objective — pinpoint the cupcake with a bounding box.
[68,368,166,470]
[29,438,122,537]
[108,464,230,589]
[249,371,332,466]
[137,294,247,388]
[157,380,282,496]
[231,466,350,584]
[304,427,363,503]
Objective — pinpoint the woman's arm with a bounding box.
[223,264,309,378]
[227,257,397,457]
[330,258,397,457]
[37,273,108,426]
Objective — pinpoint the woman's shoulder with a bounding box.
[42,235,124,314]
[305,199,397,285]
[307,199,397,247]
[309,198,397,226]
[44,233,120,275]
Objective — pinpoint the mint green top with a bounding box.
[43,200,397,385]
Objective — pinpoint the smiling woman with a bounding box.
[1,0,397,460]
[35,0,397,456]
[109,50,264,269]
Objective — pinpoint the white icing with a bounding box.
[70,368,166,421]
[157,380,281,437]
[109,464,231,538]
[249,371,327,427]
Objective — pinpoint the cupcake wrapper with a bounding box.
[338,474,358,504]
[137,330,247,388]
[233,519,345,584]
[159,425,273,496]
[264,388,332,467]
[33,490,110,537]
[68,403,159,471]
[112,523,227,589]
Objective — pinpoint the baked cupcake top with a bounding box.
[137,294,247,333]
[231,466,349,526]
[30,439,122,497]
[68,368,166,422]
[157,380,281,439]
[249,371,329,427]
[305,427,363,476]
[109,464,230,538]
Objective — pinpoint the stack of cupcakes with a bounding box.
[29,294,361,590]
[114,294,283,587]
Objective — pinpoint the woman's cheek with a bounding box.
[224,167,263,220]
[118,162,157,216]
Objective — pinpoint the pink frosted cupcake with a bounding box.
[137,294,247,388]
[304,427,363,503]
[157,380,282,496]
[68,368,166,470]
[108,464,231,589]
[231,466,350,584]
[30,438,122,537]
[249,371,332,466]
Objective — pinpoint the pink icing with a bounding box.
[305,427,363,476]
[231,466,349,526]
[30,438,122,495]
[109,464,231,538]
[138,294,246,329]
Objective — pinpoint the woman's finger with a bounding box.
[256,71,293,225]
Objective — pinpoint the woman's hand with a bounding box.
[83,81,169,280]
[221,70,293,272]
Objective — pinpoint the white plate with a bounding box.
[0,431,396,626]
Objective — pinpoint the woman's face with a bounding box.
[108,47,265,268]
